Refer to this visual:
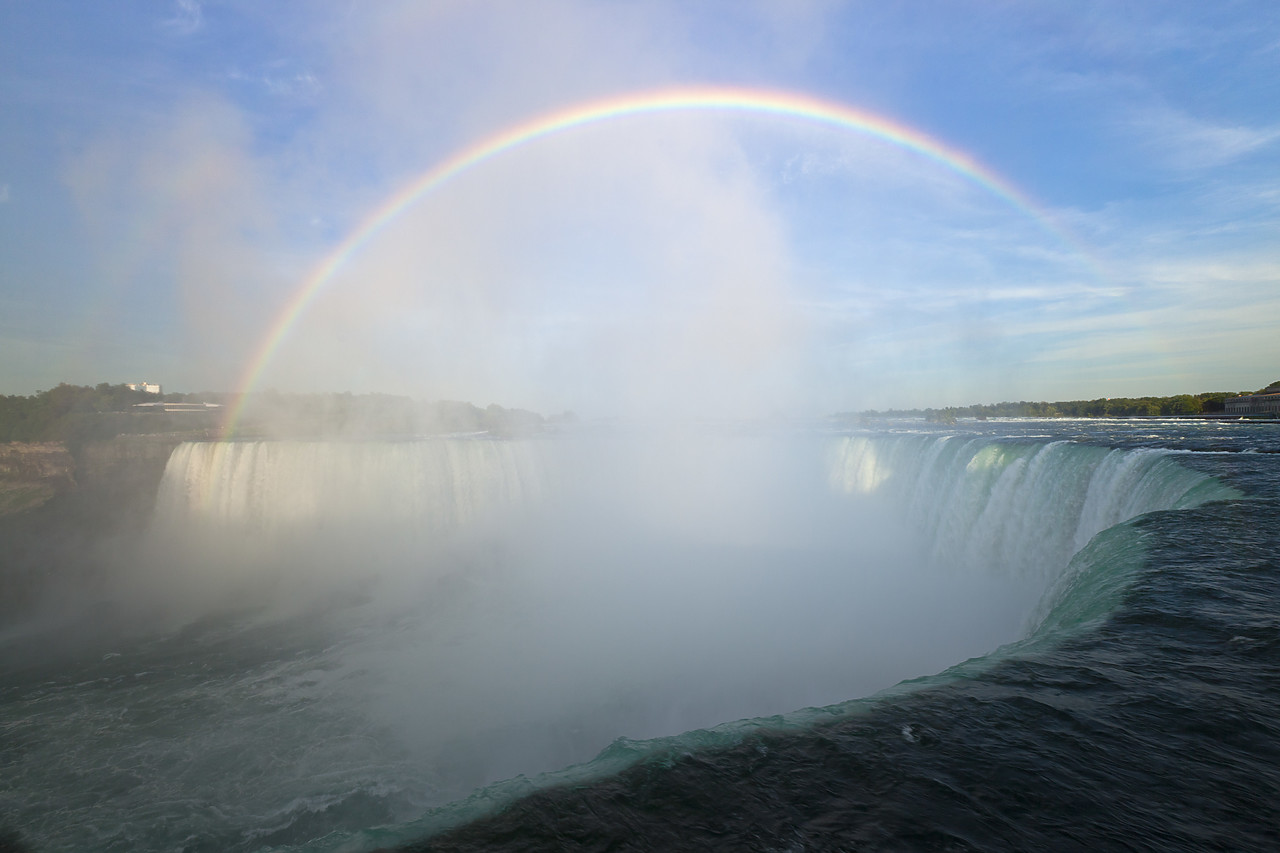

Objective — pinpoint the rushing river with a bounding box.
[1,419,1277,851]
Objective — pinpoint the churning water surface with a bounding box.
[1,421,1276,852]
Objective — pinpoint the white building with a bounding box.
[126,381,163,395]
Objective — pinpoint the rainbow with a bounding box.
[221,84,1082,435]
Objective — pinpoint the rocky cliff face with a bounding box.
[0,436,183,622]
[73,435,182,514]
[0,436,181,517]
[0,443,76,516]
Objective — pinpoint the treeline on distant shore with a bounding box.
[0,384,567,445]
[233,390,563,439]
[0,383,196,445]
[857,381,1280,422]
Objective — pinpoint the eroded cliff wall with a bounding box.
[0,436,182,622]
[0,443,76,516]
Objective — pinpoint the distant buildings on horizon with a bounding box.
[124,380,223,413]
[1225,391,1280,416]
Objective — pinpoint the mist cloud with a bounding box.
[63,96,288,391]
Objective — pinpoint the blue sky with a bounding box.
[2,1,1277,414]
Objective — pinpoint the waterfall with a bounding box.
[828,434,1230,583]
[129,431,1239,798]
[153,439,545,535]
[16,428,1237,852]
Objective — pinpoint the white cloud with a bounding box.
[1129,104,1280,170]
[0,184,9,203]
[225,60,323,100]
[263,71,320,98]
[162,0,203,36]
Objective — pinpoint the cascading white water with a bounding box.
[829,434,1222,585]
[134,440,549,618]
[127,432,1235,804]
[5,429,1239,852]
[154,439,544,535]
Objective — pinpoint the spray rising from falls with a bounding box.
[136,432,1233,805]
[0,428,1251,852]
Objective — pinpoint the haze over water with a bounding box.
[3,420,1272,851]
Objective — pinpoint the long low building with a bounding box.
[132,401,223,413]
[1225,391,1280,415]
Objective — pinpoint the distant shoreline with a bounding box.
[852,413,1280,423]
[848,385,1280,422]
